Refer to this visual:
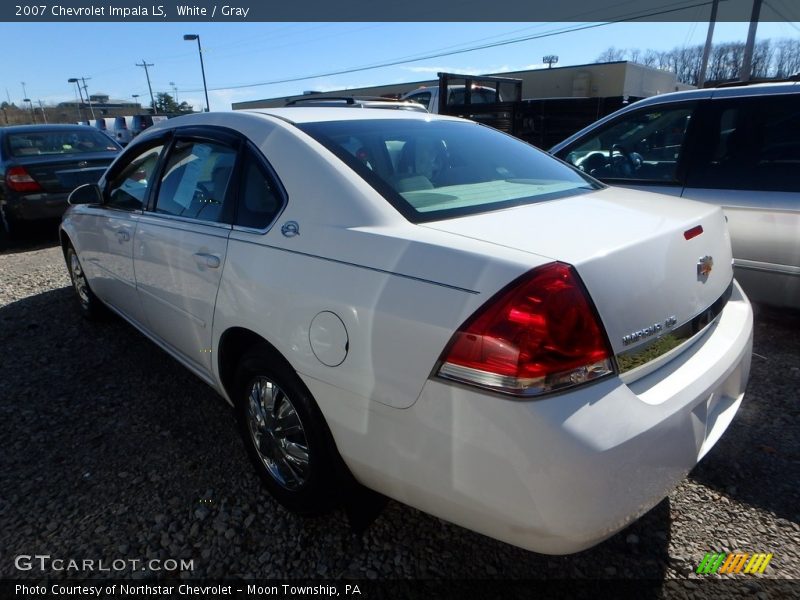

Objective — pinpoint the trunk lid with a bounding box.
[14,153,116,193]
[422,186,734,356]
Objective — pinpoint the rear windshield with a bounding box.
[6,129,120,157]
[297,119,600,222]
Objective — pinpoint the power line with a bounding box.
[183,0,719,93]
[763,1,800,33]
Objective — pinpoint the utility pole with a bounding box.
[170,81,178,103]
[697,0,720,88]
[136,60,157,114]
[37,99,48,124]
[740,0,763,82]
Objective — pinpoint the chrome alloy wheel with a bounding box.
[246,376,310,490]
[69,251,90,306]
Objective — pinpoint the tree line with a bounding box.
[596,37,800,85]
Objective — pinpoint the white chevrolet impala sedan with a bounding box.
[61,109,753,554]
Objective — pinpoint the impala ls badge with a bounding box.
[622,315,678,346]
[697,255,713,282]
[77,161,88,168]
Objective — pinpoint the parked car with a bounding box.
[550,81,800,309]
[402,83,501,113]
[112,117,134,146]
[130,114,154,137]
[61,109,752,555]
[0,125,121,236]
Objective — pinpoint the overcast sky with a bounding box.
[2,20,798,111]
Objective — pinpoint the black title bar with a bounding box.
[3,0,799,22]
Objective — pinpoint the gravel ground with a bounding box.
[1,233,798,594]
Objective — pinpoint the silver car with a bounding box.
[551,81,800,309]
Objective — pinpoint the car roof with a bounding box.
[0,124,98,135]
[550,80,799,153]
[240,107,464,124]
[629,80,798,109]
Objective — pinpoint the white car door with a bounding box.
[133,132,239,375]
[81,141,166,327]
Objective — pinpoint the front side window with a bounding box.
[106,144,164,211]
[559,104,695,183]
[155,140,236,223]
[299,119,600,222]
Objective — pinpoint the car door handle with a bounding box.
[193,252,221,269]
[115,230,130,243]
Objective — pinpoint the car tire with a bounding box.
[234,345,338,515]
[0,211,15,248]
[65,245,104,319]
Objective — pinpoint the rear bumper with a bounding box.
[312,280,753,554]
[2,192,69,222]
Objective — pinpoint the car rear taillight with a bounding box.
[5,166,42,193]
[437,262,614,396]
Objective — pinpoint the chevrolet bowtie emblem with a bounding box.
[697,255,713,281]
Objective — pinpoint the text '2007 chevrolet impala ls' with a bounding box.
[60,108,752,554]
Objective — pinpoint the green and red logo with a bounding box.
[696,553,773,575]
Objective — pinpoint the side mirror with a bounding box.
[68,183,103,206]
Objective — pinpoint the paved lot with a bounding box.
[1,232,798,592]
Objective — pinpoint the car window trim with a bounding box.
[137,210,233,233]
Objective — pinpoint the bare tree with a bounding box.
[773,38,800,78]
[751,39,774,79]
[595,38,798,85]
[641,49,659,68]
[596,47,626,62]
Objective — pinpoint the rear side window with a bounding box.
[298,119,599,223]
[235,153,284,229]
[560,104,695,184]
[687,95,800,193]
[155,140,236,223]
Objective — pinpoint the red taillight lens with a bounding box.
[6,166,42,193]
[437,262,614,396]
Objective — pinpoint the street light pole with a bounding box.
[23,98,35,124]
[72,77,96,120]
[68,78,85,121]
[184,34,210,112]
